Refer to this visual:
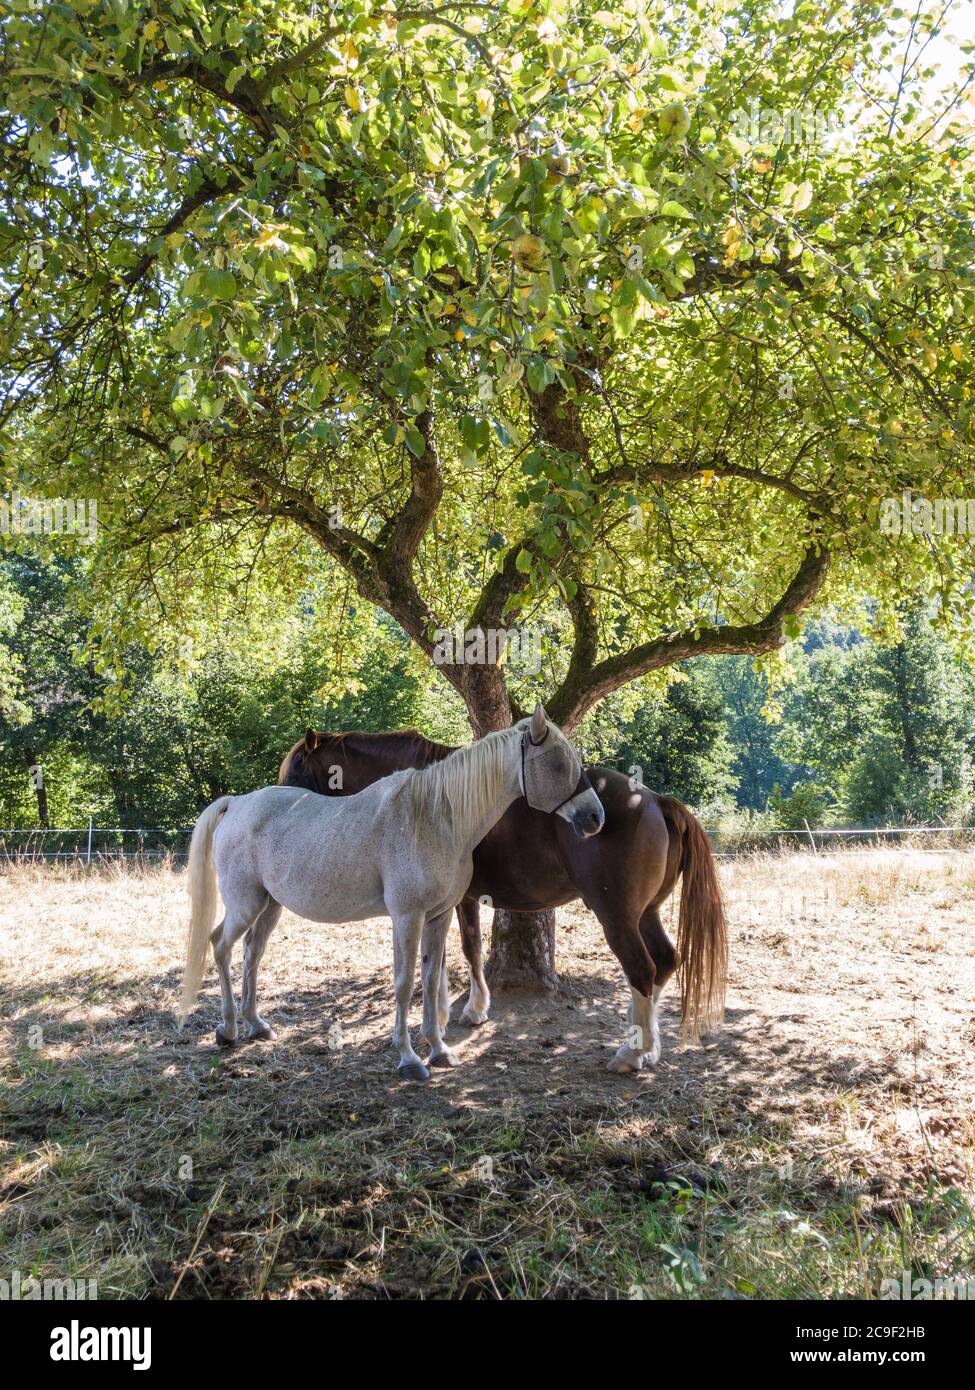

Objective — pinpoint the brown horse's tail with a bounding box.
[658,797,727,1040]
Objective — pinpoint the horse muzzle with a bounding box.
[563,787,606,838]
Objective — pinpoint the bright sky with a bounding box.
[872,0,974,102]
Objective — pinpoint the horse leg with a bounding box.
[421,911,460,1068]
[392,912,429,1082]
[639,905,678,1064]
[458,897,491,1026]
[438,953,450,1031]
[239,898,283,1040]
[210,885,270,1047]
[599,917,658,1074]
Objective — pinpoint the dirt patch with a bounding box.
[1,848,973,1298]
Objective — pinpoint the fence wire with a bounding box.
[2,821,974,866]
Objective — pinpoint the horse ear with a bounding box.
[304,727,319,753]
[530,701,547,743]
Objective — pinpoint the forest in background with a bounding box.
[2,551,974,834]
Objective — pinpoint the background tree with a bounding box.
[0,554,96,825]
[583,666,738,808]
[701,656,793,810]
[0,551,430,827]
[2,0,975,981]
[779,609,975,824]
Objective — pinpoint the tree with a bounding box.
[700,655,795,810]
[0,563,26,727]
[586,666,738,808]
[0,553,97,826]
[3,1,974,982]
[780,608,975,823]
[0,550,428,827]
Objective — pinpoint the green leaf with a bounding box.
[202,268,237,300]
[659,200,694,220]
[404,427,426,458]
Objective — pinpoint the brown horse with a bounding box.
[278,728,727,1072]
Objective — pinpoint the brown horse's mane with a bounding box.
[278,727,456,785]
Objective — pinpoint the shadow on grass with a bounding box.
[1,953,904,1145]
[2,957,967,1300]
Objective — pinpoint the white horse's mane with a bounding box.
[407,726,517,832]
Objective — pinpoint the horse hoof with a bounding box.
[215,1027,237,1048]
[398,1060,431,1083]
[461,1006,488,1027]
[429,1049,460,1069]
[607,1052,643,1074]
[249,1022,276,1041]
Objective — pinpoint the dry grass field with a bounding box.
[2,847,974,1300]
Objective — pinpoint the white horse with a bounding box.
[179,703,604,1081]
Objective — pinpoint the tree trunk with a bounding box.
[893,643,919,767]
[25,747,49,828]
[463,663,559,992]
[485,907,559,993]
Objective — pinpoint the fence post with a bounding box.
[803,819,819,854]
[86,815,93,865]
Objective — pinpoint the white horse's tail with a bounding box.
[179,796,233,1020]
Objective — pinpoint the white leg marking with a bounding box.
[608,987,654,1073]
[461,969,491,1027]
[648,984,663,1065]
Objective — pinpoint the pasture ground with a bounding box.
[2,847,974,1300]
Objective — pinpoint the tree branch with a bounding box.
[123,171,244,287]
[597,450,832,516]
[559,574,600,710]
[549,541,830,731]
[122,58,276,139]
[374,409,444,585]
[232,457,463,691]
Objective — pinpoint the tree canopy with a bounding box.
[2,0,975,734]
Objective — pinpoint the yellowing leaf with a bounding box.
[345,86,362,113]
[254,224,287,250]
[792,180,814,213]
